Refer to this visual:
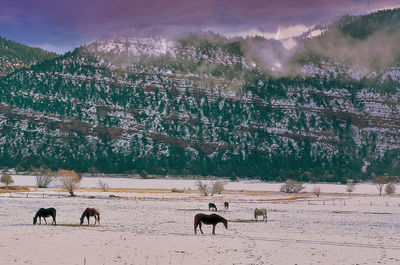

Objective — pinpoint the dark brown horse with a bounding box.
[33,208,56,225]
[80,208,100,225]
[224,201,229,210]
[194,213,228,235]
[208,203,217,211]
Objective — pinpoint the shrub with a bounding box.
[98,179,109,192]
[211,181,224,195]
[280,180,304,193]
[346,179,356,194]
[385,183,396,196]
[313,186,321,197]
[171,188,184,193]
[58,169,80,197]
[371,175,389,195]
[33,166,55,188]
[0,172,14,186]
[196,180,209,196]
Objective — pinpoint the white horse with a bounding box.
[254,208,267,222]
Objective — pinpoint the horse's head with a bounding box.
[33,216,37,225]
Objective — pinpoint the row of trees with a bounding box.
[0,168,81,197]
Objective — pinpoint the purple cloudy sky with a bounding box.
[1,0,399,53]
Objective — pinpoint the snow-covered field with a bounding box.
[2,177,400,264]
[9,174,396,194]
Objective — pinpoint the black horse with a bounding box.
[194,213,228,235]
[208,203,217,211]
[224,202,229,210]
[33,208,57,225]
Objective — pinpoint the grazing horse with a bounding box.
[208,203,217,211]
[33,208,56,225]
[194,213,228,235]
[224,201,229,210]
[254,208,267,222]
[80,208,100,225]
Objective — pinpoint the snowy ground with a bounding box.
[9,174,398,194]
[2,178,400,265]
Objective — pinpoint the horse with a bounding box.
[33,208,56,225]
[224,201,229,210]
[80,208,100,225]
[208,203,217,211]
[194,213,228,235]
[254,208,267,222]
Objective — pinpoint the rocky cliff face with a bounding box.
[0,10,399,181]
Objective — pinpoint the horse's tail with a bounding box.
[194,216,197,234]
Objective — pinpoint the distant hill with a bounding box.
[0,36,59,76]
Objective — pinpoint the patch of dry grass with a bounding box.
[56,224,100,227]
[270,195,308,201]
[229,219,257,223]
[0,186,29,193]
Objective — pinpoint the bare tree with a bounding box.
[0,172,14,186]
[280,180,304,193]
[34,166,55,188]
[98,179,109,192]
[371,175,389,195]
[385,183,396,196]
[196,180,208,196]
[346,179,356,195]
[313,186,321,197]
[58,169,80,196]
[211,181,224,195]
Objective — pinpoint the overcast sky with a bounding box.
[1,0,399,54]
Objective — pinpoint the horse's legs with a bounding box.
[44,217,47,225]
[87,216,90,225]
[39,217,41,225]
[199,222,204,234]
[212,224,216,235]
[194,221,198,234]
[52,215,56,225]
[255,215,258,222]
